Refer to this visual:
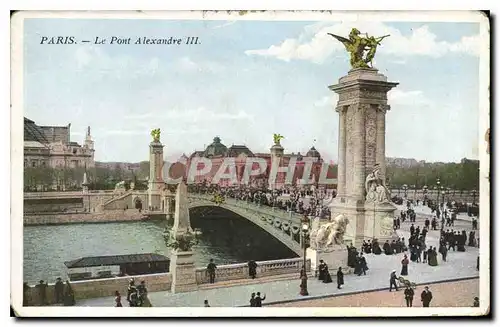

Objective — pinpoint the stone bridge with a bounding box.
[187,194,306,255]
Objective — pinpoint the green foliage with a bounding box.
[386,159,479,190]
[23,165,144,191]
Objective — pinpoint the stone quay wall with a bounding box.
[24,272,173,306]
[24,258,310,305]
[23,209,147,226]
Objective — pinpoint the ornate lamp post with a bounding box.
[300,216,310,296]
[436,178,441,204]
[441,190,446,205]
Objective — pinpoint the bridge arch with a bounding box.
[187,195,303,255]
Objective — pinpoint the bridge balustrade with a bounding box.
[195,257,311,285]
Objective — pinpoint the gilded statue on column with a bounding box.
[151,128,161,142]
[328,28,390,69]
[365,164,391,203]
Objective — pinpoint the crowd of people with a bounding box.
[188,182,334,219]
[23,278,75,306]
[118,279,152,307]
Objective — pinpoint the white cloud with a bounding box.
[212,21,236,29]
[245,22,480,64]
[314,95,337,107]
[388,89,433,107]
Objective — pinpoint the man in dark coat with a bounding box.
[372,239,381,255]
[336,267,344,289]
[207,259,217,284]
[248,260,258,279]
[404,286,415,307]
[358,254,368,276]
[383,241,392,255]
[35,280,48,306]
[54,277,64,304]
[410,224,415,236]
[249,293,256,307]
[421,286,433,307]
[255,292,266,307]
[389,270,398,292]
[318,260,327,281]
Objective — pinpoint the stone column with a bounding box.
[148,141,164,210]
[376,106,387,179]
[336,107,346,198]
[353,104,366,199]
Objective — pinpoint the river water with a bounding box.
[23,211,298,284]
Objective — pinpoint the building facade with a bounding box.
[24,117,95,169]
[167,136,336,189]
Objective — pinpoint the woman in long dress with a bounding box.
[429,247,438,266]
[400,254,409,276]
[323,266,333,284]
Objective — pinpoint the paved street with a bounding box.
[268,278,479,307]
[76,210,479,307]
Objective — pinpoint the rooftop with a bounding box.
[64,253,170,269]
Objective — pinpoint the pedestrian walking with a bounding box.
[389,270,399,292]
[255,292,266,307]
[400,255,409,276]
[336,267,344,289]
[249,293,256,307]
[421,286,433,307]
[404,286,414,307]
[114,291,122,307]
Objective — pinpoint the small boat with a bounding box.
[64,253,170,281]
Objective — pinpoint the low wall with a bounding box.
[196,258,311,285]
[23,209,147,225]
[24,258,310,305]
[24,272,172,306]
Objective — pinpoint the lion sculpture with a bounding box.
[311,214,350,250]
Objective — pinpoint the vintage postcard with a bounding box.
[11,10,490,317]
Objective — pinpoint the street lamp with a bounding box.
[300,216,310,296]
[436,178,441,204]
[422,185,428,205]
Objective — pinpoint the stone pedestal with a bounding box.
[169,250,198,293]
[328,68,399,248]
[307,245,351,276]
[364,202,399,243]
[148,141,164,210]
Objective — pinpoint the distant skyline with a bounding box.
[24,17,482,163]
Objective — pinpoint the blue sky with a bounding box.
[23,18,481,163]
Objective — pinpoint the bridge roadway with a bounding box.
[188,194,306,256]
